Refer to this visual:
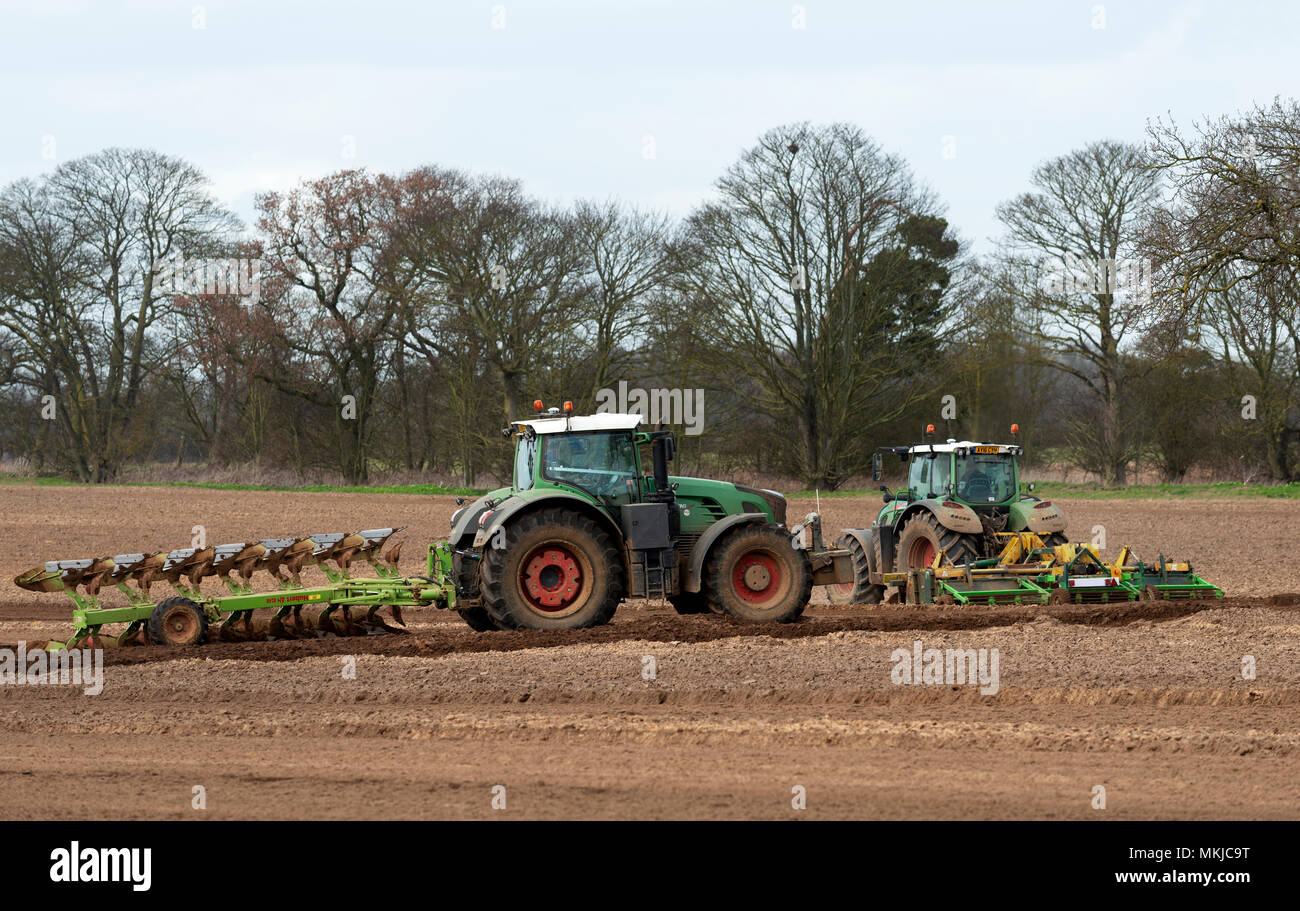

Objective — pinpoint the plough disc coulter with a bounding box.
[14,529,459,649]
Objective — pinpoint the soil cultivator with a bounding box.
[13,528,460,649]
[828,424,1224,607]
[885,532,1223,606]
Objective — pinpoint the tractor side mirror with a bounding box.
[871,451,883,482]
[664,435,676,461]
[1028,482,1035,492]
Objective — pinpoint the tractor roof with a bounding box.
[512,412,642,435]
[908,441,1021,455]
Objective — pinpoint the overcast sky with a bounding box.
[1,0,1294,252]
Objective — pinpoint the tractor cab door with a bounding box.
[541,430,642,507]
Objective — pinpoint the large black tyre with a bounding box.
[479,508,623,630]
[457,605,498,631]
[668,591,711,615]
[824,532,884,605]
[703,524,812,623]
[896,513,982,571]
[147,597,208,646]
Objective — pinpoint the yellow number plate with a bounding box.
[974,446,999,454]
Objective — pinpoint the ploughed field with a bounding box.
[0,484,1298,819]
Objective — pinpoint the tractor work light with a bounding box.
[533,399,544,412]
[1011,423,1020,434]
[563,400,574,412]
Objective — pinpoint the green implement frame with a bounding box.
[38,542,460,650]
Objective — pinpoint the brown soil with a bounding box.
[1,484,1298,819]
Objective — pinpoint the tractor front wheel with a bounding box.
[897,513,981,571]
[479,509,623,630]
[704,524,811,623]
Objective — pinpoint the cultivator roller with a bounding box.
[894,533,1224,606]
[12,528,448,650]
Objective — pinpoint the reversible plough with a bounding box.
[14,529,460,649]
[893,532,1224,606]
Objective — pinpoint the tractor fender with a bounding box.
[1011,497,1066,534]
[471,492,624,551]
[899,499,983,536]
[450,494,494,547]
[683,513,770,593]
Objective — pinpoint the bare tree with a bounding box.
[1145,98,1300,306]
[681,122,959,487]
[992,140,1161,485]
[571,199,673,397]
[399,172,588,423]
[255,169,405,483]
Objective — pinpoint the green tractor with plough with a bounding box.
[17,403,854,648]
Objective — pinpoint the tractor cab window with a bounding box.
[929,454,951,498]
[907,455,929,500]
[955,452,1015,503]
[542,431,639,500]
[514,434,537,491]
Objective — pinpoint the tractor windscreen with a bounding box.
[954,452,1016,503]
[542,431,639,498]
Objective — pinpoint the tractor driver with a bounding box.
[958,464,994,500]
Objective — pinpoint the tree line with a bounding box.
[2,100,1298,488]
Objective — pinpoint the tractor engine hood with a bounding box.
[733,484,788,526]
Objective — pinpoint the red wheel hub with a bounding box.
[731,552,782,605]
[520,545,584,612]
[909,538,936,569]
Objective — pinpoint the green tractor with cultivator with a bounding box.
[17,404,855,648]
[826,424,1221,606]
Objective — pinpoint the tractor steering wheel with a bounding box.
[963,474,993,500]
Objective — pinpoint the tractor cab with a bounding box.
[509,401,677,509]
[892,442,1021,509]
[872,427,1024,516]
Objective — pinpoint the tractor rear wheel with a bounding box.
[479,508,623,630]
[148,597,208,647]
[897,513,982,571]
[825,532,884,605]
[668,591,711,615]
[704,524,811,623]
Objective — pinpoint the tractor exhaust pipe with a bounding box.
[651,431,675,493]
